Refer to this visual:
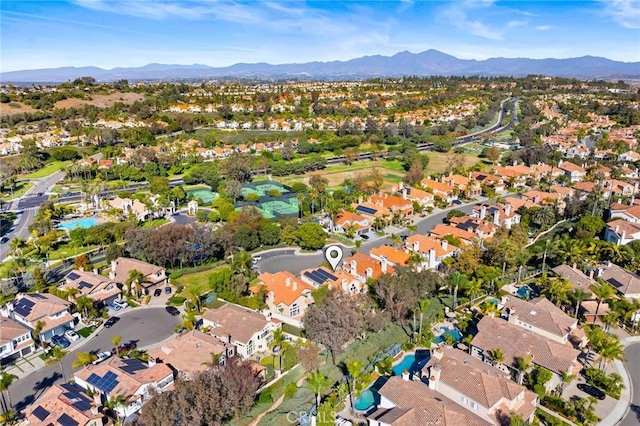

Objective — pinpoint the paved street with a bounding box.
[620,342,640,426]
[10,307,180,412]
[258,201,480,275]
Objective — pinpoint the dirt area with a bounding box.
[282,162,405,188]
[426,152,481,174]
[0,102,37,116]
[54,92,144,109]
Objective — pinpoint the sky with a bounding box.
[1,0,639,72]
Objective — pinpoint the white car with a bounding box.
[92,351,112,365]
[64,329,80,341]
[113,299,128,309]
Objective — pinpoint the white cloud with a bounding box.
[600,0,640,29]
[535,25,552,31]
[441,0,527,40]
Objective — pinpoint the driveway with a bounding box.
[10,306,180,412]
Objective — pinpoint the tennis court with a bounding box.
[260,199,299,216]
[242,181,291,198]
[187,189,218,204]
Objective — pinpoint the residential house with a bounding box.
[253,271,316,321]
[4,293,74,343]
[472,203,520,229]
[200,303,280,358]
[421,178,457,203]
[353,202,391,225]
[331,211,370,236]
[551,265,595,297]
[109,257,167,294]
[394,182,434,208]
[108,197,150,221]
[499,296,585,346]
[151,330,235,378]
[405,234,458,270]
[558,161,586,182]
[370,245,411,269]
[0,316,35,365]
[471,316,582,389]
[610,202,640,223]
[618,150,640,163]
[343,252,390,282]
[595,261,640,300]
[471,171,505,193]
[300,266,363,296]
[61,269,121,309]
[449,216,498,240]
[422,347,538,425]
[74,357,174,418]
[491,165,528,187]
[371,194,414,218]
[367,375,491,426]
[605,219,640,246]
[441,174,482,197]
[22,383,104,426]
[522,190,566,214]
[429,224,476,245]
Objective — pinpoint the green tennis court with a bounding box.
[187,189,218,204]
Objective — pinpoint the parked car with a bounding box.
[113,299,128,309]
[452,199,463,205]
[64,329,80,341]
[164,286,172,295]
[92,351,112,365]
[109,302,121,311]
[577,383,606,400]
[165,306,180,316]
[153,288,162,297]
[104,317,120,328]
[360,234,370,240]
[51,335,70,348]
[112,341,137,355]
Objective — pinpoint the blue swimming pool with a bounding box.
[517,286,532,300]
[58,217,98,231]
[391,351,431,376]
[433,329,463,344]
[354,389,378,411]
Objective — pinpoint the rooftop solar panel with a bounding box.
[316,269,337,281]
[13,298,35,317]
[58,413,79,426]
[30,294,47,300]
[356,205,377,215]
[120,358,148,375]
[306,271,325,284]
[66,272,80,280]
[32,406,50,421]
[303,271,318,282]
[77,281,94,290]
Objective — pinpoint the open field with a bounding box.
[0,102,37,116]
[279,160,406,189]
[175,265,231,296]
[20,161,71,179]
[54,92,144,109]
[425,151,481,174]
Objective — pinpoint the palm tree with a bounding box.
[186,288,202,313]
[466,278,484,301]
[0,372,18,414]
[597,340,625,369]
[571,288,589,318]
[232,250,252,275]
[602,311,620,332]
[417,299,430,339]
[515,355,532,385]
[541,278,572,307]
[590,281,615,324]
[126,269,145,300]
[105,394,128,425]
[201,352,223,368]
[531,206,556,229]
[72,352,98,368]
[75,295,94,321]
[306,371,331,415]
[514,251,531,284]
[488,348,505,367]
[448,272,467,309]
[46,346,68,382]
[407,224,417,236]
[390,234,402,248]
[111,335,122,355]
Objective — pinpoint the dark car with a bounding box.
[112,341,137,355]
[153,288,162,297]
[577,383,606,400]
[104,317,120,328]
[165,286,172,294]
[452,199,463,205]
[165,306,180,316]
[360,234,370,240]
[51,335,71,348]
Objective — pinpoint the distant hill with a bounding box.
[2,50,639,83]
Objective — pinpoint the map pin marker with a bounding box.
[325,245,344,271]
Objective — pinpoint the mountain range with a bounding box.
[2,50,639,83]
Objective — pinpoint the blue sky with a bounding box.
[1,0,639,72]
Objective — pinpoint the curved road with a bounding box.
[11,307,180,412]
[258,201,481,275]
[620,342,640,426]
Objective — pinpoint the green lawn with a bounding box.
[176,265,231,296]
[21,161,71,179]
[143,218,169,228]
[47,243,100,261]
[2,181,33,200]
[426,151,481,174]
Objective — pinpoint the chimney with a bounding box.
[148,357,157,367]
[480,205,487,220]
[441,239,448,251]
[293,280,298,291]
[508,307,518,324]
[615,225,620,234]
[428,363,441,390]
[429,248,436,270]
[432,347,444,360]
[285,277,291,287]
[93,391,101,406]
[413,241,419,252]
[589,269,594,279]
[381,258,388,273]
[402,370,410,381]
[93,268,98,274]
[91,404,100,415]
[79,266,84,272]
[621,230,626,243]
[505,204,512,216]
[493,209,500,225]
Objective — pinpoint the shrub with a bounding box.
[168,296,186,305]
[256,390,273,405]
[169,271,183,280]
[284,382,298,399]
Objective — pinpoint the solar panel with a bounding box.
[67,272,80,280]
[120,358,148,375]
[58,413,79,426]
[13,298,35,317]
[77,281,94,290]
[316,269,337,282]
[60,384,93,411]
[306,271,325,285]
[356,205,377,215]
[405,188,412,195]
[30,294,47,300]
[86,371,119,393]
[303,271,319,283]
[32,406,50,421]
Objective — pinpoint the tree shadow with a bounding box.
[31,370,63,401]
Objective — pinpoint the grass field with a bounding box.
[425,151,481,174]
[21,161,71,179]
[2,181,33,200]
[279,160,406,189]
[176,265,231,296]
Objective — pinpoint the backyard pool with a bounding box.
[354,388,378,411]
[517,285,532,300]
[433,328,463,344]
[391,351,431,376]
[58,217,98,231]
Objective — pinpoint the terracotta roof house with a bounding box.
[449,216,498,240]
[441,174,482,197]
[605,219,640,246]
[472,203,520,229]
[499,296,583,346]
[332,211,370,235]
[109,257,167,293]
[394,182,434,208]
[152,330,235,378]
[371,194,414,217]
[4,293,74,343]
[200,303,280,358]
[343,252,390,282]
[471,172,505,192]
[471,317,582,386]
[353,201,390,219]
[0,315,35,365]
[595,261,640,300]
[61,269,121,308]
[610,203,640,224]
[405,234,458,271]
[423,347,537,425]
[22,383,104,426]
[74,356,174,418]
[367,375,491,426]
[253,271,315,322]
[370,245,411,268]
[421,178,456,202]
[551,265,595,296]
[300,266,363,296]
[107,197,150,221]
[558,161,586,182]
[429,224,476,245]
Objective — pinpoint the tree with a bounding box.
[105,242,125,263]
[32,320,46,345]
[74,254,91,271]
[403,159,424,186]
[111,335,122,355]
[295,223,327,250]
[46,346,68,382]
[105,394,127,425]
[540,277,572,307]
[488,348,504,366]
[126,269,146,300]
[486,145,500,163]
[530,206,556,229]
[576,215,605,239]
[590,281,615,324]
[0,372,18,415]
[571,288,589,318]
[306,371,331,415]
[303,290,363,363]
[515,355,532,385]
[296,341,323,373]
[72,352,97,368]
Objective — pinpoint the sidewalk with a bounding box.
[598,335,639,426]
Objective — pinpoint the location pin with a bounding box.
[325,245,344,271]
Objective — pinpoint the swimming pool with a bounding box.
[517,286,532,300]
[433,329,463,344]
[58,217,98,231]
[354,388,378,411]
[391,351,431,376]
